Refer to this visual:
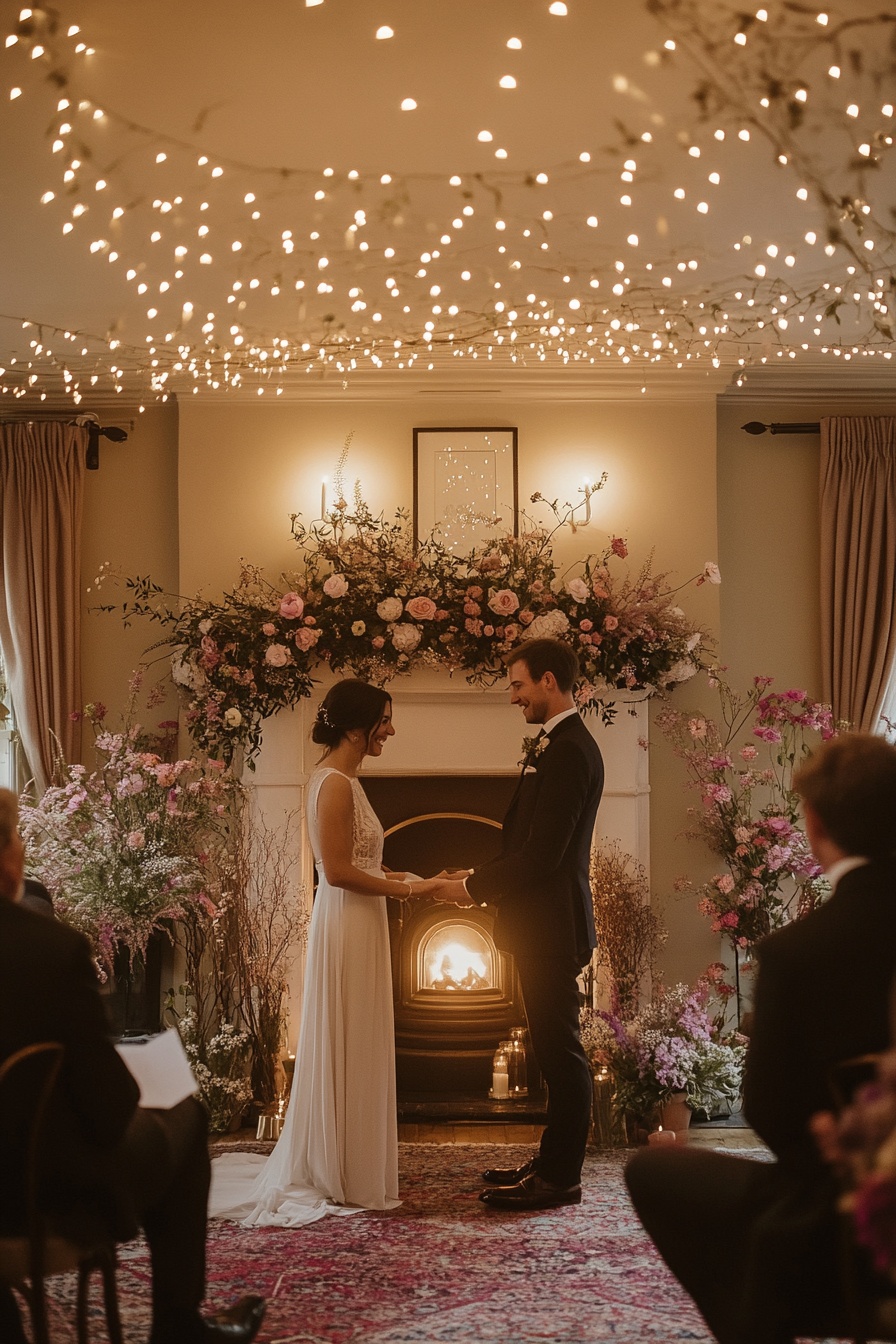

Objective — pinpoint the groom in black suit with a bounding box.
[435,637,604,1210]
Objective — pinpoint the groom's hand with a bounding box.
[430,876,474,906]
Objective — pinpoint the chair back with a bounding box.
[0,1043,64,1281]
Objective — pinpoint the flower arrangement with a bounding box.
[104,490,710,764]
[19,703,242,974]
[657,673,840,960]
[581,974,746,1124]
[173,1001,253,1135]
[813,1051,896,1284]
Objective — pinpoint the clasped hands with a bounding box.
[382,865,474,906]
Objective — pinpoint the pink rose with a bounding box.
[484,625,495,637]
[264,644,290,667]
[603,614,619,631]
[566,577,589,603]
[503,623,519,641]
[467,585,483,599]
[262,622,276,636]
[406,595,438,621]
[488,588,520,617]
[435,609,448,621]
[294,628,319,652]
[519,610,535,626]
[279,591,304,619]
[371,635,385,649]
[323,573,348,599]
[579,619,593,632]
[529,580,544,594]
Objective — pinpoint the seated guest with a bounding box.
[0,788,266,1344]
[625,732,896,1344]
[20,876,53,917]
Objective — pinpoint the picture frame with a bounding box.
[412,427,519,551]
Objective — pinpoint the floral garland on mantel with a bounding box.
[115,496,716,766]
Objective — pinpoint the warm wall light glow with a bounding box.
[375,25,393,39]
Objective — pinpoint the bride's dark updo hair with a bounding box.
[311,679,392,750]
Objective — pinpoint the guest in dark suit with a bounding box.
[625,732,896,1344]
[0,788,266,1344]
[433,638,604,1210]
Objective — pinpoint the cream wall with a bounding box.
[80,401,180,758]
[717,396,896,699]
[177,397,721,985]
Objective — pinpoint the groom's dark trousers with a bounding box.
[467,712,603,1187]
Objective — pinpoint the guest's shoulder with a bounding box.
[0,898,90,963]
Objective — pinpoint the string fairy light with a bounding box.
[0,1,895,402]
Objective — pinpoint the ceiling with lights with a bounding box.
[1,0,894,404]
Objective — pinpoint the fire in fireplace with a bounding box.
[363,775,534,1099]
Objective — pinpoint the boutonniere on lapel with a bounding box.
[518,734,549,773]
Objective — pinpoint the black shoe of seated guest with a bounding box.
[481,1157,538,1185]
[201,1294,267,1343]
[479,1172,582,1210]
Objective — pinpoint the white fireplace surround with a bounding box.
[247,668,650,1030]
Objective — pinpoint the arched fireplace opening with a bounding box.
[363,775,539,1104]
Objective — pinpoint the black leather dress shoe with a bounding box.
[479,1173,582,1210]
[202,1295,267,1343]
[481,1157,537,1185]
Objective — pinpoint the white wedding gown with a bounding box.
[209,767,400,1225]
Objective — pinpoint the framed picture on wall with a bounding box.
[412,426,518,551]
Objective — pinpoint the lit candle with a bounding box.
[492,1066,509,1098]
[647,1125,677,1146]
[321,477,327,518]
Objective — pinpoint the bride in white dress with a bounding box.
[210,679,463,1227]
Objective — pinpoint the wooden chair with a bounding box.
[0,1042,124,1344]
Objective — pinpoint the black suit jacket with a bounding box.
[467,712,603,964]
[744,858,896,1174]
[0,899,140,1239]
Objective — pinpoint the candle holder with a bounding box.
[256,1111,282,1141]
[590,1067,632,1147]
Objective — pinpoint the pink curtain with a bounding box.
[820,416,896,731]
[0,422,87,791]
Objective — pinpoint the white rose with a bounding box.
[377,596,404,622]
[702,562,722,585]
[523,610,571,640]
[224,707,243,728]
[171,653,208,693]
[391,623,422,653]
[323,573,349,599]
[264,643,290,667]
[565,577,589,603]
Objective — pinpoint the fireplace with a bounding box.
[363,775,532,1098]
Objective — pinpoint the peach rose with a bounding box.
[405,595,438,621]
[488,589,520,617]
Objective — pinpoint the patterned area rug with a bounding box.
[31,1143,822,1344]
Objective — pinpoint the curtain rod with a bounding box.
[742,420,820,436]
[0,415,130,469]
